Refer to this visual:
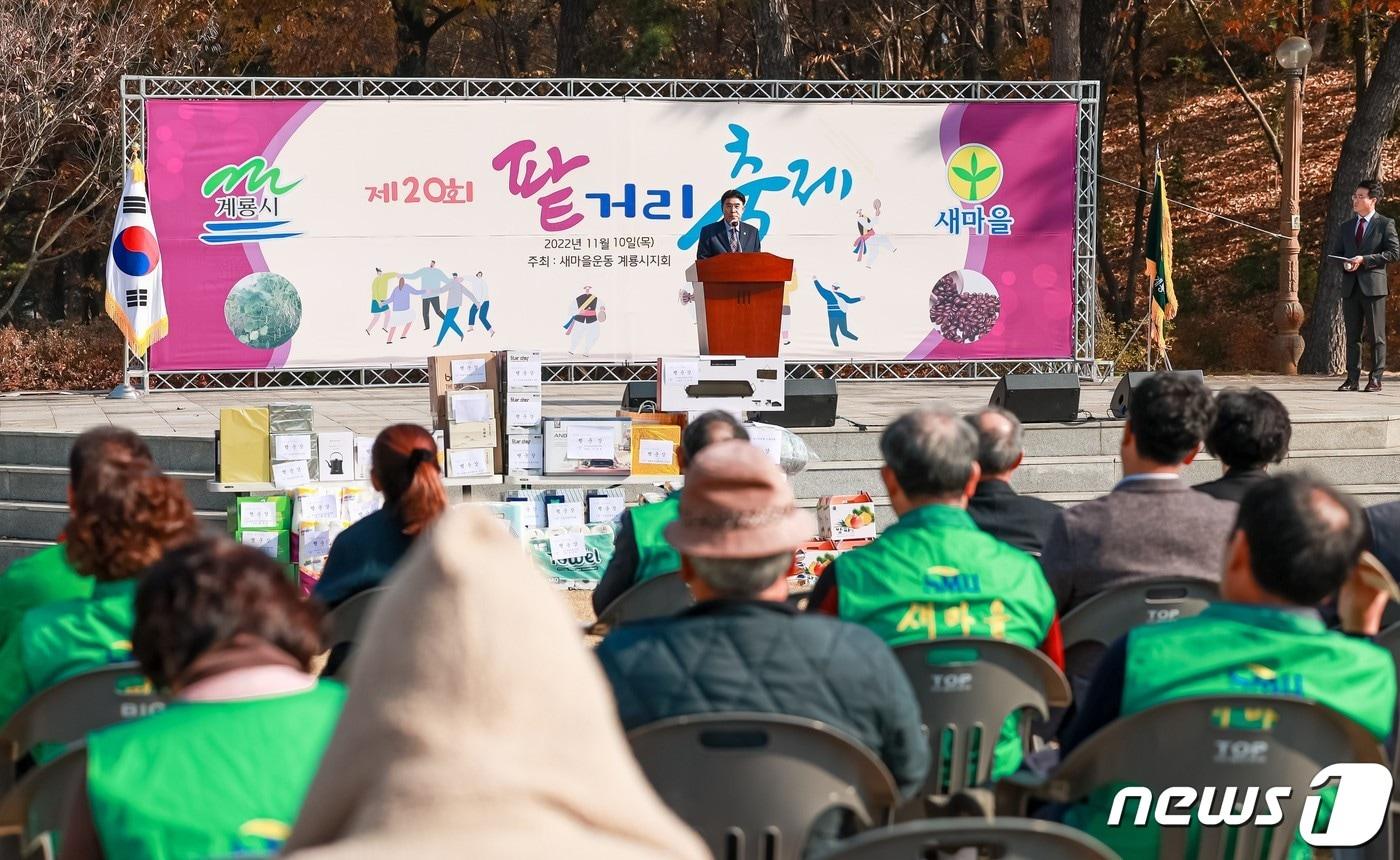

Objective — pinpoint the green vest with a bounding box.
[0,544,91,652]
[16,579,137,714]
[87,682,346,860]
[632,494,681,584]
[1064,603,1397,860]
[836,504,1055,781]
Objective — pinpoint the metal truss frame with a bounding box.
[120,76,1100,391]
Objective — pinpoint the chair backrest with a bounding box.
[0,663,163,792]
[821,818,1118,860]
[628,712,900,860]
[893,638,1070,798]
[325,586,387,651]
[1037,695,1387,860]
[593,572,693,632]
[1060,577,1220,651]
[1375,621,1400,665]
[0,747,85,859]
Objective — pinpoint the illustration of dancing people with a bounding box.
[385,277,423,343]
[466,271,493,335]
[813,278,863,347]
[365,267,399,334]
[434,273,478,347]
[853,200,896,267]
[401,260,453,330]
[565,286,605,355]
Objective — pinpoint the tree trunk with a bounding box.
[1050,0,1081,79]
[1299,20,1400,373]
[1122,0,1151,323]
[1308,0,1331,59]
[961,0,981,79]
[986,0,1004,75]
[1355,12,1371,101]
[556,0,591,76]
[752,0,797,79]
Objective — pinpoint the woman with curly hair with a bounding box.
[0,427,200,725]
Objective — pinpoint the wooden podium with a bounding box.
[686,252,794,357]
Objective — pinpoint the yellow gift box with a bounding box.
[630,424,682,477]
[218,407,270,483]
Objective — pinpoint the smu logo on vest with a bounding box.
[1108,763,1393,848]
[1228,663,1305,696]
[922,566,982,595]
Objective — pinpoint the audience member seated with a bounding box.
[1056,474,1395,857]
[314,423,447,608]
[596,441,929,797]
[282,507,708,859]
[806,407,1060,781]
[965,407,1063,556]
[0,429,157,651]
[1193,387,1291,503]
[58,537,346,860]
[0,429,199,725]
[592,410,748,616]
[1040,372,1236,617]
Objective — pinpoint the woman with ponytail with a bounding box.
[0,427,200,726]
[314,424,447,608]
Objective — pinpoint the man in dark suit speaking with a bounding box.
[1330,178,1400,392]
[696,189,761,260]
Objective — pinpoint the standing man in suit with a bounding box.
[696,189,761,260]
[1331,179,1400,392]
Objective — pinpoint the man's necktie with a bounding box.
[729,225,739,253]
[1356,217,1366,246]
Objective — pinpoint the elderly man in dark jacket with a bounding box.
[595,440,930,806]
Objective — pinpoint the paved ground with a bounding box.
[1,374,1395,436]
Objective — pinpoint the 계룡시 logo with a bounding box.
[946,144,1003,203]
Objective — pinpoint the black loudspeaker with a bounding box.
[621,381,659,411]
[749,378,838,428]
[1109,369,1206,419]
[988,373,1082,423]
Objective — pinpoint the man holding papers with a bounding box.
[1330,179,1400,391]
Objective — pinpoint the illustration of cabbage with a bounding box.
[224,273,302,349]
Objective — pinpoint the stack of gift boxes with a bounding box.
[793,492,879,589]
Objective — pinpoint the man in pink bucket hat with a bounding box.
[595,440,930,847]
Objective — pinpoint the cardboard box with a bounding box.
[270,433,318,485]
[657,356,785,413]
[227,495,292,532]
[586,490,627,526]
[236,529,291,563]
[446,447,495,478]
[503,391,543,431]
[428,353,500,408]
[445,419,497,449]
[502,350,543,391]
[506,433,545,477]
[793,539,871,587]
[291,487,343,531]
[317,432,355,482]
[267,403,314,435]
[818,492,878,541]
[631,424,682,476]
[218,407,270,483]
[440,389,497,427]
[544,493,587,528]
[542,417,632,477]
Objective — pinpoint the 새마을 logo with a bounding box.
[946,144,1003,203]
[111,226,161,277]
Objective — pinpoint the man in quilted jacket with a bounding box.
[594,440,930,803]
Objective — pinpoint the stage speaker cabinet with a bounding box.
[621,381,659,412]
[749,379,837,428]
[1109,369,1206,419]
[988,374,1081,424]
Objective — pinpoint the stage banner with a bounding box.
[144,99,1077,371]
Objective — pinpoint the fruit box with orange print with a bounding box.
[818,492,878,541]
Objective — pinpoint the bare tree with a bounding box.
[392,0,470,76]
[1050,0,1081,79]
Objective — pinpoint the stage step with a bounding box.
[0,430,216,474]
[0,464,222,510]
[0,500,226,543]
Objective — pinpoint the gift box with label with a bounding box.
[502,391,543,433]
[340,486,382,524]
[267,403,314,435]
[630,423,682,477]
[586,490,628,526]
[270,433,318,487]
[525,524,615,588]
[428,353,500,411]
[542,417,632,477]
[291,487,343,531]
[293,523,345,565]
[461,501,527,540]
[236,529,291,563]
[506,432,545,477]
[657,356,785,413]
[353,436,375,481]
[501,350,543,392]
[442,389,497,433]
[316,431,356,482]
[218,407,270,483]
[446,447,495,479]
[818,492,879,541]
[227,495,292,533]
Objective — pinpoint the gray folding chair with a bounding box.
[892,638,1070,816]
[822,817,1117,860]
[321,586,387,680]
[629,712,899,860]
[0,664,163,795]
[0,748,85,860]
[589,571,693,634]
[1002,694,1387,860]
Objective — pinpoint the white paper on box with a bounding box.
[450,358,488,385]
[547,501,585,528]
[549,532,586,562]
[506,351,542,387]
[588,495,626,523]
[448,448,491,477]
[299,529,332,559]
[239,531,281,556]
[745,425,784,465]
[505,496,538,529]
[272,460,311,489]
[273,434,312,460]
[354,436,374,480]
[450,392,493,423]
[506,393,543,427]
[566,426,613,460]
[508,436,544,471]
[664,359,699,386]
[317,432,355,481]
[240,502,278,529]
[299,492,340,522]
[341,492,381,523]
[638,439,675,465]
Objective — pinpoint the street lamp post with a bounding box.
[1274,35,1312,374]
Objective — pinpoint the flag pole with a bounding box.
[108,142,141,400]
[1145,148,1157,372]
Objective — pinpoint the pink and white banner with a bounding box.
[144,98,1078,370]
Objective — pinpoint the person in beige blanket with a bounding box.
[282,505,708,859]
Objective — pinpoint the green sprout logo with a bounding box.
[946,144,1003,203]
[202,157,301,198]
